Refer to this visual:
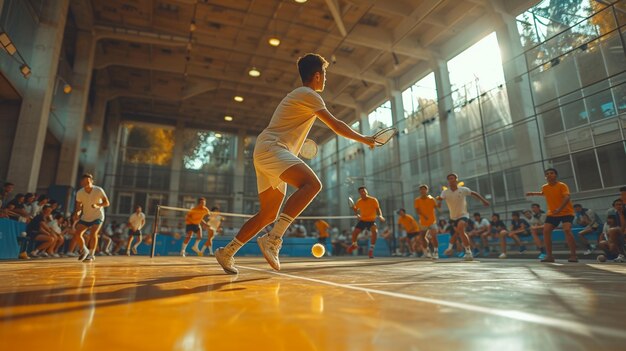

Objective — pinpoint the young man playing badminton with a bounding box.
[437,173,490,261]
[181,197,210,257]
[73,173,110,262]
[346,186,385,258]
[414,184,440,259]
[215,53,377,274]
[200,206,222,256]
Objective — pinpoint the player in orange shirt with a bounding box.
[181,197,211,257]
[396,208,426,258]
[315,219,330,256]
[347,187,385,258]
[414,184,440,259]
[526,168,578,263]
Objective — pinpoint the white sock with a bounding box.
[192,240,200,251]
[433,246,438,252]
[269,214,294,239]
[181,242,188,252]
[83,245,88,254]
[224,238,243,256]
[447,243,453,250]
[209,246,213,255]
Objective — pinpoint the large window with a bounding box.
[183,130,235,170]
[447,32,505,106]
[402,72,437,123]
[368,101,393,131]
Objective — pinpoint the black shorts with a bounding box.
[185,224,201,233]
[545,215,574,228]
[407,232,419,240]
[78,219,103,227]
[318,237,328,245]
[128,229,142,236]
[356,221,376,231]
[450,217,469,227]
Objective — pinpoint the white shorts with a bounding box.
[253,139,305,194]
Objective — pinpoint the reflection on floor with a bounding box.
[1,256,625,350]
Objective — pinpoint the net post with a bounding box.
[150,205,161,258]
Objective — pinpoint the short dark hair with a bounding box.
[531,203,540,208]
[397,208,406,214]
[419,184,429,190]
[473,212,481,217]
[197,197,206,203]
[573,203,582,208]
[25,193,34,199]
[297,53,329,84]
[492,213,500,219]
[358,186,366,191]
[37,195,48,202]
[15,193,24,198]
[613,198,622,206]
[446,173,458,180]
[512,211,520,217]
[544,168,558,175]
[42,204,52,211]
[81,173,93,180]
[607,214,617,222]
[3,182,14,187]
[54,213,64,220]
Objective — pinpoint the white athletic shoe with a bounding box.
[215,248,238,275]
[192,247,202,256]
[444,248,454,256]
[78,250,89,261]
[499,253,507,259]
[180,251,186,257]
[83,254,95,263]
[410,252,418,258]
[52,253,60,258]
[464,251,474,261]
[614,254,625,263]
[66,252,78,257]
[583,249,592,256]
[433,251,439,260]
[425,251,432,259]
[257,234,282,271]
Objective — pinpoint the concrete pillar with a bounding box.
[387,82,406,204]
[168,120,185,207]
[432,58,456,173]
[83,93,107,178]
[7,0,70,193]
[55,30,96,187]
[0,0,5,16]
[232,129,246,213]
[358,106,372,179]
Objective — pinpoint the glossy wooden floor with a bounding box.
[1,256,625,351]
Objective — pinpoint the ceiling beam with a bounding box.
[324,0,348,37]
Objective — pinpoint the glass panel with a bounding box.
[572,149,602,191]
[547,156,576,192]
[368,101,392,131]
[538,103,563,135]
[560,93,588,129]
[401,72,437,122]
[592,120,621,145]
[596,142,626,187]
[566,127,593,152]
[544,134,569,157]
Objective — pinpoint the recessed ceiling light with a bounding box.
[248,67,261,77]
[294,0,308,3]
[268,37,281,47]
[224,116,233,122]
[233,96,244,102]
[215,133,222,138]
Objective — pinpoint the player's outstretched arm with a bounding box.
[525,191,542,197]
[315,109,376,147]
[470,191,490,207]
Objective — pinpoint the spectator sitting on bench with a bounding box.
[27,205,57,258]
[5,193,29,222]
[605,198,625,262]
[598,215,622,262]
[499,211,530,259]
[528,204,547,259]
[483,213,505,257]
[573,203,602,255]
[468,212,490,257]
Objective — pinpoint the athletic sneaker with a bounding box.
[410,252,418,258]
[538,253,546,260]
[519,245,527,253]
[424,251,432,259]
[346,244,358,255]
[443,248,454,256]
[52,253,60,258]
[18,252,30,260]
[78,251,89,261]
[457,251,465,258]
[257,234,282,271]
[215,248,238,274]
[368,248,374,259]
[83,254,95,262]
[498,253,507,259]
[180,251,186,257]
[66,252,78,257]
[432,251,439,260]
[132,247,138,255]
[464,251,473,261]
[472,248,480,257]
[614,254,625,263]
[192,247,202,256]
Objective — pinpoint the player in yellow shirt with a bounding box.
[347,187,385,258]
[315,219,330,256]
[396,208,426,258]
[526,168,578,263]
[181,197,211,257]
[413,184,440,259]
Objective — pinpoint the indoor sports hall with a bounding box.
[0,0,625,350]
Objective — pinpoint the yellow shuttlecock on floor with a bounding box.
[311,243,325,258]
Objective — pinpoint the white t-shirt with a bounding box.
[76,186,108,222]
[129,212,146,230]
[476,218,490,229]
[440,187,472,220]
[49,219,62,235]
[256,86,326,155]
[207,213,222,230]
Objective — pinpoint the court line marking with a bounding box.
[240,265,626,340]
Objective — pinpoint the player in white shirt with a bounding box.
[72,173,110,262]
[437,173,490,261]
[126,205,146,256]
[215,53,377,274]
[200,206,222,256]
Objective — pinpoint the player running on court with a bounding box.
[200,207,222,256]
[126,205,146,256]
[525,168,578,263]
[73,173,110,262]
[181,197,210,257]
[414,184,440,259]
[396,208,425,258]
[437,173,490,261]
[347,186,385,258]
[215,53,376,274]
